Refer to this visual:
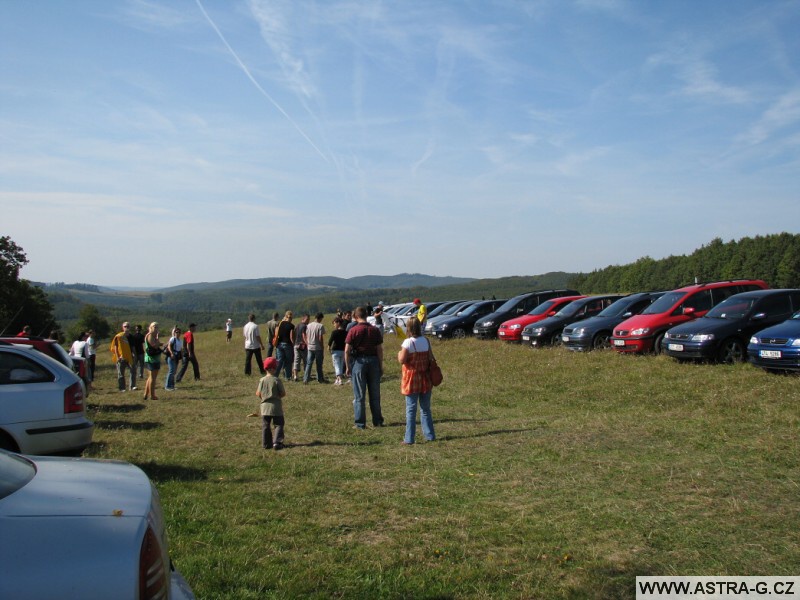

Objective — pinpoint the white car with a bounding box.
[0,342,94,454]
[0,449,195,599]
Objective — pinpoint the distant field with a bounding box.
[86,332,800,599]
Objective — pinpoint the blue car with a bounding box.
[748,309,800,372]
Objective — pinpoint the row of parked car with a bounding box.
[0,339,195,599]
[381,279,800,371]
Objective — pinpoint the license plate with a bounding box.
[668,343,684,352]
[562,335,570,343]
[473,329,479,334]
[522,335,530,341]
[760,350,782,359]
[613,339,625,347]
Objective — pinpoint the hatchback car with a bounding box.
[522,295,624,347]
[748,311,800,372]
[663,289,800,364]
[0,449,195,599]
[424,301,478,336]
[562,292,665,351]
[0,342,94,455]
[473,289,581,339]
[0,336,90,394]
[612,280,769,354]
[497,296,586,342]
[428,299,507,339]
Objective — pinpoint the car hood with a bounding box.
[524,314,571,330]
[752,320,800,340]
[666,317,741,337]
[2,456,153,518]
[565,315,620,331]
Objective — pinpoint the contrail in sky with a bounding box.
[195,0,328,162]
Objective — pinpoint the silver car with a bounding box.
[0,449,195,599]
[0,342,94,454]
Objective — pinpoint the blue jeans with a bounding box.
[276,343,294,379]
[304,348,324,382]
[165,356,179,389]
[331,350,345,377]
[404,391,435,444]
[351,356,383,428]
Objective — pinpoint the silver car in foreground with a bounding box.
[0,450,195,599]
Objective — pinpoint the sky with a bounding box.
[1,0,799,288]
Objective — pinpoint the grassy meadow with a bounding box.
[85,330,800,599]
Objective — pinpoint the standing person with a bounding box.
[292,314,309,382]
[265,312,281,358]
[85,329,97,385]
[243,314,266,376]
[345,306,385,429]
[176,323,200,382]
[303,313,327,384]
[413,298,427,328]
[129,324,146,385]
[110,322,134,392]
[328,318,347,386]
[225,318,233,343]
[143,322,162,401]
[397,317,436,445]
[68,332,88,361]
[255,357,287,450]
[274,311,295,380]
[16,325,31,337]
[165,326,183,391]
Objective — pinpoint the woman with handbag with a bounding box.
[143,322,163,400]
[397,316,436,444]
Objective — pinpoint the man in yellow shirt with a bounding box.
[110,322,134,392]
[413,298,427,327]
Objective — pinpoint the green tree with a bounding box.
[0,236,58,336]
[67,304,112,342]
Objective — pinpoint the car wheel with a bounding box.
[451,328,466,339]
[592,332,611,350]
[550,331,563,346]
[653,332,665,354]
[0,431,19,453]
[718,338,745,364]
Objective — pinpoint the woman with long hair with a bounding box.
[143,322,162,400]
[396,316,436,444]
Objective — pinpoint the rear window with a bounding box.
[528,300,558,316]
[0,353,56,385]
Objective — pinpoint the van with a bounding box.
[611,280,769,354]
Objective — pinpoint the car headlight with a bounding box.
[572,328,585,336]
[440,323,448,330]
[664,332,672,339]
[750,336,758,344]
[690,333,715,342]
[531,327,546,335]
[792,339,800,347]
[482,321,494,327]
[631,327,650,336]
[509,324,521,330]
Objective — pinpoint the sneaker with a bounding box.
[131,386,137,391]
[273,443,284,450]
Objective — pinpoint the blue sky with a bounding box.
[2,0,798,288]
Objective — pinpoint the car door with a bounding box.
[0,352,62,424]
[744,293,795,339]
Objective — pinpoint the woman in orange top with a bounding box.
[396,316,435,445]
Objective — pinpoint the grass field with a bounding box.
[86,331,800,599]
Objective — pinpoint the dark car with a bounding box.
[472,289,580,339]
[428,299,507,339]
[663,289,800,364]
[748,310,800,372]
[562,292,665,351]
[522,295,625,347]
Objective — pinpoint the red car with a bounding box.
[497,296,586,342]
[611,279,769,354]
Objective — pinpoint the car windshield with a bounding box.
[460,303,487,317]
[706,296,757,320]
[427,303,454,318]
[596,296,635,318]
[0,451,35,500]
[447,302,472,316]
[496,296,526,312]
[48,343,73,368]
[528,300,557,316]
[641,291,685,315]
[555,301,585,318]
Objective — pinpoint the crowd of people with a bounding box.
[100,299,437,449]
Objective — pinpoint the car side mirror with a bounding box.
[683,307,696,317]
[622,311,633,318]
[548,311,557,316]
[752,312,766,321]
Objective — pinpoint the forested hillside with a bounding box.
[569,233,800,293]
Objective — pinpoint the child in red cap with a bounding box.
[255,357,287,450]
